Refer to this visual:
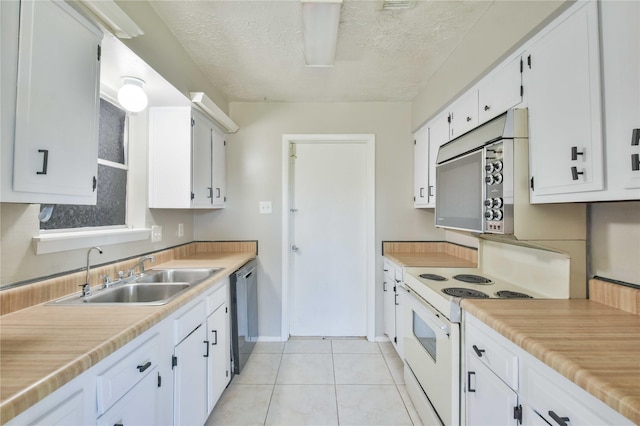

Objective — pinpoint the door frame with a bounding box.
[281,134,376,341]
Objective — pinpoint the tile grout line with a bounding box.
[262,348,284,426]
[331,339,341,426]
[378,342,417,426]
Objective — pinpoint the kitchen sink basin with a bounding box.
[84,283,190,304]
[49,267,220,306]
[136,268,220,284]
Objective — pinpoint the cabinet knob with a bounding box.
[571,166,584,181]
[472,345,485,357]
[484,105,490,111]
[570,146,585,161]
[466,116,472,122]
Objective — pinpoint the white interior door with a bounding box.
[290,142,367,336]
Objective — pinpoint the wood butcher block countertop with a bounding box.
[461,298,640,424]
[0,251,255,423]
[383,241,478,268]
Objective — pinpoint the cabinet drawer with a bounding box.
[96,333,160,415]
[174,300,206,344]
[97,365,158,426]
[521,363,633,426]
[207,283,227,315]
[465,316,518,390]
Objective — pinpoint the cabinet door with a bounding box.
[466,355,519,426]
[525,1,604,199]
[174,324,208,426]
[206,302,230,412]
[478,55,523,124]
[192,110,214,207]
[382,269,396,343]
[413,126,430,207]
[450,90,479,139]
[12,0,101,203]
[97,367,159,426]
[600,0,640,197]
[211,128,227,208]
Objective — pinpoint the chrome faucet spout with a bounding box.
[128,255,155,278]
[81,246,103,297]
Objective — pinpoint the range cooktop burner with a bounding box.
[496,290,533,299]
[419,273,447,281]
[453,274,493,285]
[442,287,489,298]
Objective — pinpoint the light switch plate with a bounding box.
[178,223,184,238]
[151,225,162,242]
[259,201,272,214]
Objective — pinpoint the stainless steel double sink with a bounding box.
[50,268,220,306]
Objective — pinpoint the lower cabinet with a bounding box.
[464,312,634,426]
[7,278,233,426]
[382,258,403,358]
[174,323,209,426]
[96,367,160,426]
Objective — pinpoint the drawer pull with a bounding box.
[204,340,210,358]
[114,423,124,426]
[548,410,569,426]
[467,371,476,392]
[136,361,151,373]
[212,330,218,345]
[472,345,486,357]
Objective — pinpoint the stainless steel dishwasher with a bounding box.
[230,259,258,375]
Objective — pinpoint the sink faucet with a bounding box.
[80,246,103,297]
[129,255,155,277]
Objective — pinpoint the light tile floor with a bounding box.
[205,338,423,426]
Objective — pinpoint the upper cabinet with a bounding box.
[1,0,102,205]
[477,55,523,124]
[449,90,479,139]
[414,111,450,208]
[149,107,227,209]
[525,0,605,201]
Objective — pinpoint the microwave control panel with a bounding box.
[484,140,513,234]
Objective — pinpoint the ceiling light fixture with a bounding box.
[382,0,416,10]
[301,0,343,67]
[117,77,148,113]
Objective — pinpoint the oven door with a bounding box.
[404,288,460,426]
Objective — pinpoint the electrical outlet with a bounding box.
[178,223,184,238]
[151,225,163,242]
[259,201,272,214]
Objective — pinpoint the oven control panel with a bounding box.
[484,140,513,234]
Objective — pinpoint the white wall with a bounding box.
[194,102,445,339]
[589,202,640,286]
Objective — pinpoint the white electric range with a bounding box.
[402,266,549,323]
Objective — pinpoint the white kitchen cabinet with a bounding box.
[206,295,230,411]
[466,355,519,426]
[449,90,479,139]
[478,55,523,124]
[1,0,102,205]
[8,388,88,426]
[464,312,634,426]
[173,300,208,426]
[149,106,227,209]
[525,0,604,201]
[382,258,404,357]
[413,125,430,207]
[96,366,159,426]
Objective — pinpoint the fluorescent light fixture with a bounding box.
[81,0,144,39]
[190,92,240,133]
[301,0,343,67]
[117,77,148,113]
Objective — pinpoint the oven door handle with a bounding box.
[407,287,451,337]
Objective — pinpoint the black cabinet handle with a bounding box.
[570,146,584,161]
[632,154,639,172]
[207,187,213,198]
[212,330,218,345]
[394,293,399,306]
[484,105,490,111]
[472,345,486,357]
[631,128,639,146]
[216,188,221,198]
[204,340,210,357]
[114,423,124,426]
[37,149,48,175]
[383,281,387,292]
[467,371,476,392]
[571,166,584,181]
[548,410,570,426]
[136,361,151,373]
[419,187,424,198]
[466,116,472,122]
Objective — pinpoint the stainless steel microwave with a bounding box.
[435,109,528,234]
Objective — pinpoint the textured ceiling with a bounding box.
[149,0,494,102]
